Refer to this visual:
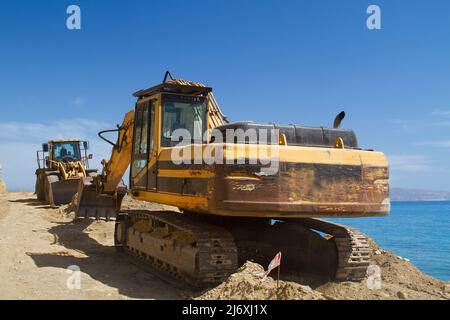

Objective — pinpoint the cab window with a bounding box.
[131,100,156,187]
[53,142,81,162]
[161,94,206,147]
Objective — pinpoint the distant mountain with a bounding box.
[391,188,450,201]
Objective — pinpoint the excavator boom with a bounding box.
[74,110,134,219]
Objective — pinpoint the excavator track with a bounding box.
[116,210,238,288]
[292,218,371,281]
[116,212,370,286]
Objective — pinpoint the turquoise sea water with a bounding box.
[330,201,450,281]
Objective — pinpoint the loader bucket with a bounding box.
[46,177,80,207]
[74,177,125,221]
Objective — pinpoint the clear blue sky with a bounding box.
[0,0,449,191]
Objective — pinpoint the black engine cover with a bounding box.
[215,121,358,148]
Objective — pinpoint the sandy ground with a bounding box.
[0,191,190,300]
[0,187,448,300]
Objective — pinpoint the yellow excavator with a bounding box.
[73,72,390,287]
[35,139,97,206]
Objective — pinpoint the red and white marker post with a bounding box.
[265,252,282,286]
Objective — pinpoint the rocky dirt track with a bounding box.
[0,191,190,299]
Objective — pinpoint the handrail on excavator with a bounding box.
[98,127,120,147]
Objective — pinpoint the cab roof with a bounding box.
[133,79,212,99]
[48,139,81,143]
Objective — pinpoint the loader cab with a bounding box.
[50,141,82,163]
[130,80,212,192]
[36,140,93,169]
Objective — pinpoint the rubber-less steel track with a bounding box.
[116,211,369,285]
[117,210,238,288]
[291,218,371,281]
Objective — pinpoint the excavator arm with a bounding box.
[73,110,135,220]
[98,110,135,194]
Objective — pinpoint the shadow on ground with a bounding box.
[27,219,188,299]
[9,197,53,209]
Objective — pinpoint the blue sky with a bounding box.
[0,0,449,191]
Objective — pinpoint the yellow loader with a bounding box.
[35,139,97,207]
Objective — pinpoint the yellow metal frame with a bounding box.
[156,144,388,167]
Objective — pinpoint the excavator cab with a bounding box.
[130,91,209,192]
[74,78,216,220]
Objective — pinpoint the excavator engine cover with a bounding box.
[215,121,358,148]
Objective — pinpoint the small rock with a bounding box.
[373,292,390,298]
[444,283,450,293]
[343,282,353,286]
[375,250,382,255]
[397,291,407,300]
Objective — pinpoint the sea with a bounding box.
[330,201,450,281]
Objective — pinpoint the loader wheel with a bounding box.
[35,176,46,201]
[44,175,60,207]
[114,218,128,252]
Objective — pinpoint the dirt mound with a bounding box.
[197,239,448,300]
[315,239,449,300]
[197,262,326,300]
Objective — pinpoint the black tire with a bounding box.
[44,175,60,206]
[35,175,46,201]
